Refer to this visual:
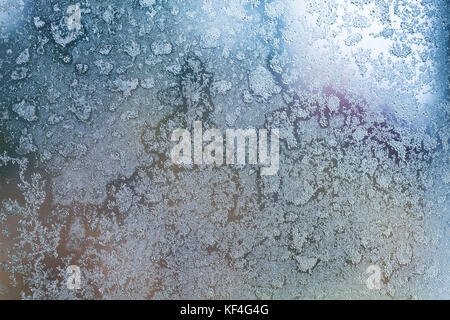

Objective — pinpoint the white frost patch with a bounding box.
[211,80,232,95]
[16,48,30,65]
[248,66,280,99]
[12,100,37,122]
[151,40,172,55]
[201,27,220,48]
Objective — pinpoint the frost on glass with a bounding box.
[0,0,448,299]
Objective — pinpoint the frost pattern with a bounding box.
[0,0,448,299]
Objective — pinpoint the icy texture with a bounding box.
[0,0,448,299]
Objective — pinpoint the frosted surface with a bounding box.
[0,0,448,299]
